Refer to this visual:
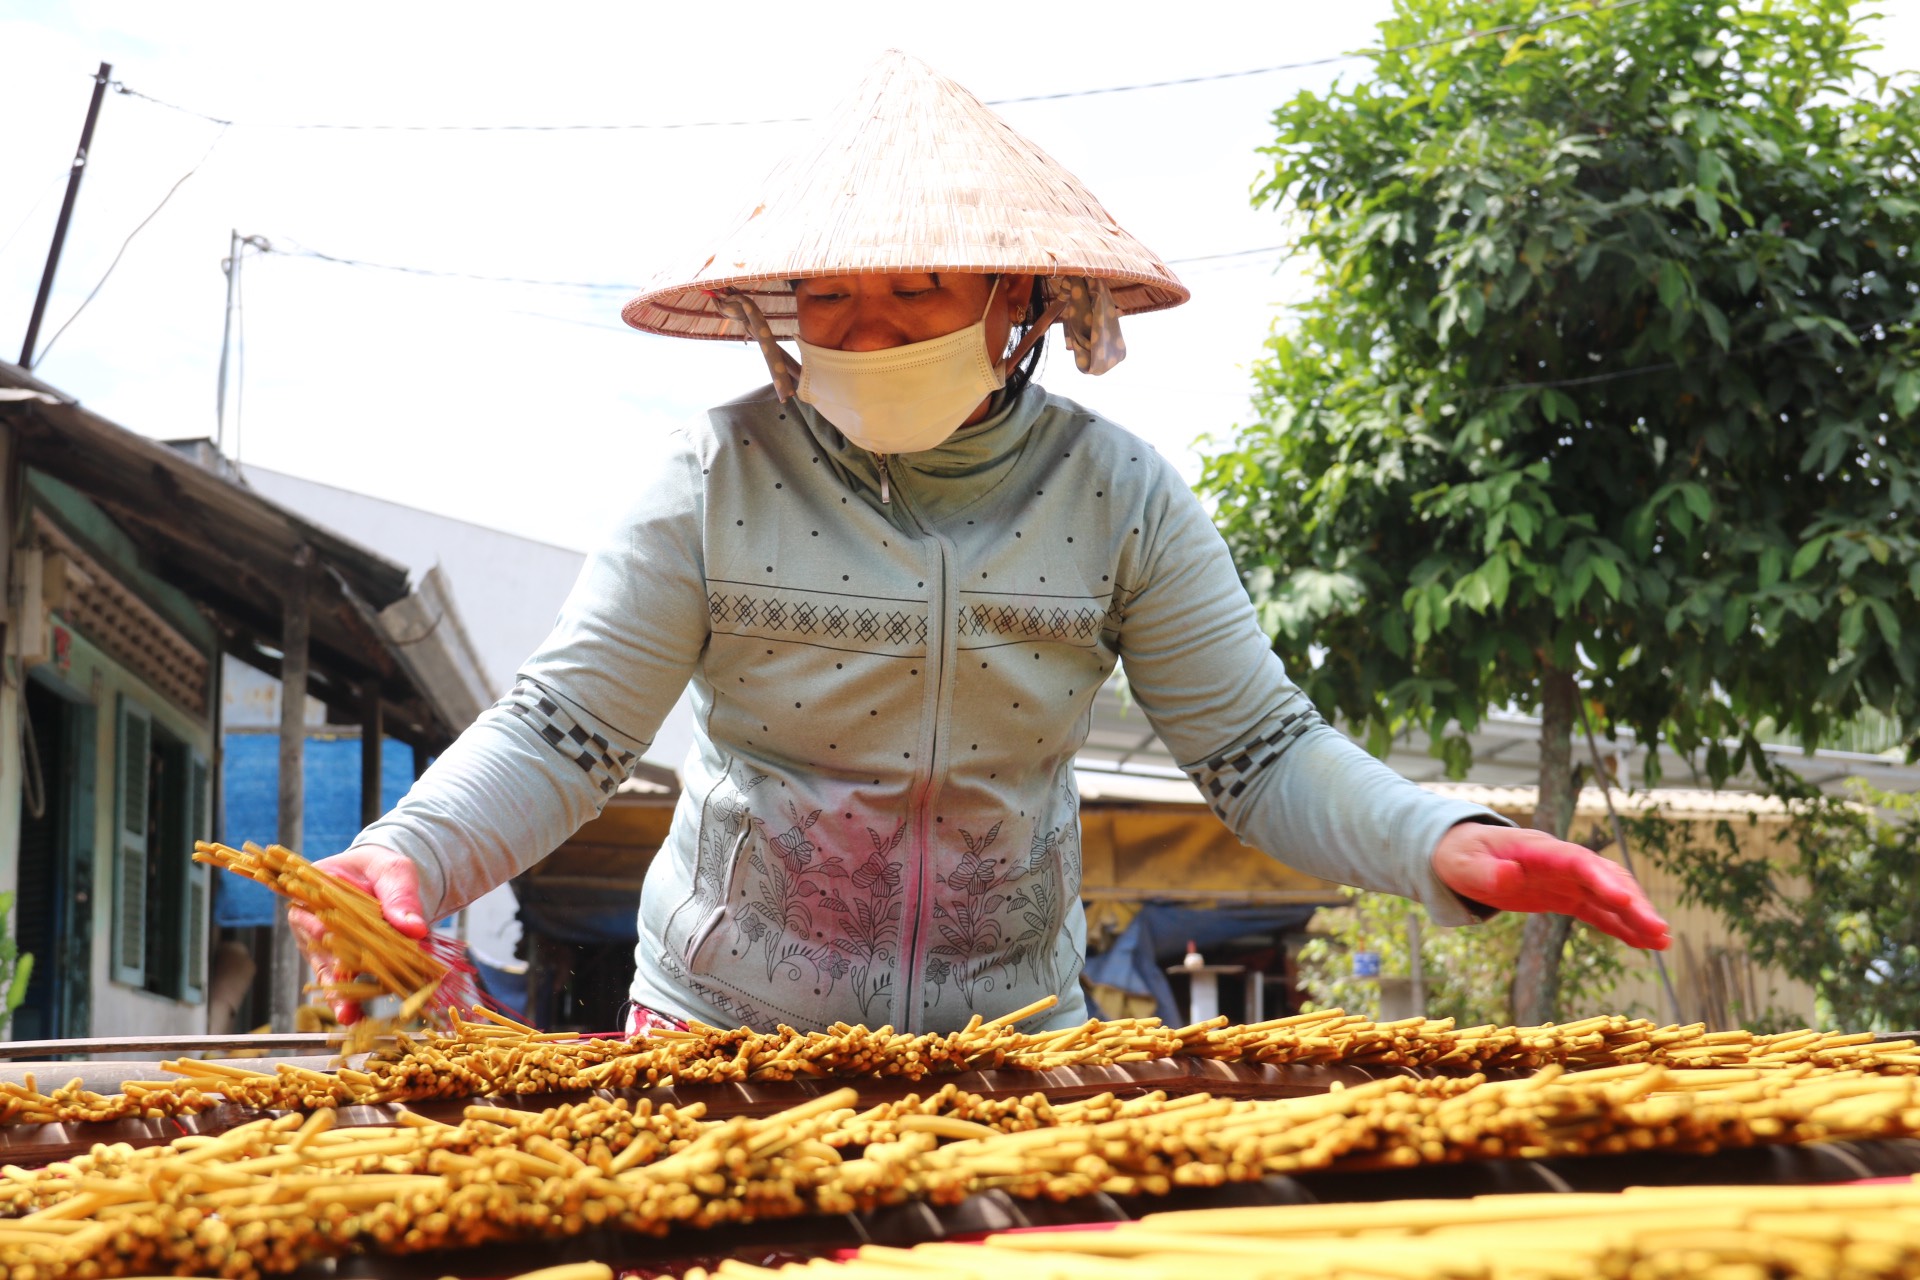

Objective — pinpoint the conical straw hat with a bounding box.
[622,50,1189,339]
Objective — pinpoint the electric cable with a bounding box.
[33,125,229,367]
[0,167,74,263]
[261,239,1294,292]
[105,0,1653,133]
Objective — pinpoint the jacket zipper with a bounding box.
[876,453,890,505]
[881,466,947,1032]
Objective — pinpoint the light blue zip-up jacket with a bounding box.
[355,382,1502,1033]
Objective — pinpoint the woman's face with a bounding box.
[793,271,1034,356]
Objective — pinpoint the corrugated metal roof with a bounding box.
[0,363,492,747]
[1078,675,1917,798]
[1420,783,1791,818]
[1073,768,1794,817]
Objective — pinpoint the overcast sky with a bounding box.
[3,2,1916,555]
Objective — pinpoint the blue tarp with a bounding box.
[1081,902,1317,1024]
[214,734,421,927]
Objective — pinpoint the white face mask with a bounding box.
[794,280,1006,455]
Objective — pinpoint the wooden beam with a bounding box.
[360,683,384,827]
[94,496,398,686]
[2,398,410,606]
[269,547,313,1033]
[0,1033,354,1062]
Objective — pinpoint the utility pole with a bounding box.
[271,547,314,1032]
[20,61,112,369]
[215,232,270,453]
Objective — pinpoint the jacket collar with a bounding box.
[793,383,1047,495]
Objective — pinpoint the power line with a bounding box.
[264,242,640,289]
[1167,245,1287,264]
[33,125,229,367]
[0,167,74,262]
[108,0,1653,134]
[261,238,1296,293]
[989,0,1653,104]
[106,83,817,131]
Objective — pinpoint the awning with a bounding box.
[0,362,489,747]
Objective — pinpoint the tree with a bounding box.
[1298,889,1625,1026]
[1199,0,1920,1020]
[1634,778,1920,1031]
[0,891,31,1039]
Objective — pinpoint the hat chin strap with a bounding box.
[707,289,802,401]
[999,295,1069,377]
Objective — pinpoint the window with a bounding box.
[111,696,210,1002]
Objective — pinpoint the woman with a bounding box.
[298,52,1667,1034]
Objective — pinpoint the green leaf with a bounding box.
[1693,187,1723,235]
[1723,601,1748,644]
[1591,556,1623,600]
[1790,536,1829,580]
[1457,571,1493,613]
[1699,298,1731,351]
[1668,491,1696,539]
[1696,148,1728,192]
[1865,598,1901,648]
[1657,260,1689,310]
[1895,371,1920,420]
[1840,600,1867,652]
[1758,546,1784,592]
[1484,552,1512,608]
[1680,483,1712,523]
[1571,556,1596,603]
[4,953,29,1016]
[1461,287,1486,338]
[1509,504,1538,546]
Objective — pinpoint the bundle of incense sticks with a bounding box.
[699,1182,1920,1280]
[193,841,479,1034]
[7,992,1920,1126]
[11,1065,1920,1278]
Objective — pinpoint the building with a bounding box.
[215,466,697,989]
[0,360,488,1041]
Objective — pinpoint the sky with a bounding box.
[3,1,1917,555]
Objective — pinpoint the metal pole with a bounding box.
[359,685,384,828]
[1407,915,1425,1016]
[270,547,313,1032]
[20,62,112,369]
[215,230,240,448]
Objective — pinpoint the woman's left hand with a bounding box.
[1431,824,1671,951]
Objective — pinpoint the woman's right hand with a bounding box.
[290,844,430,1025]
